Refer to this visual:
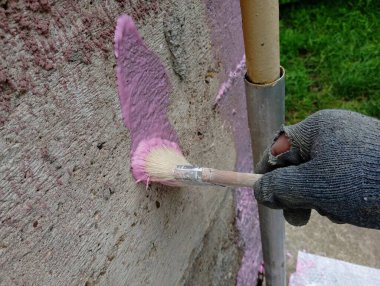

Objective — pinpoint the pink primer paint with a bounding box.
[114,15,181,183]
[204,0,263,284]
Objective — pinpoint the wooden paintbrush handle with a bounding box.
[201,168,263,188]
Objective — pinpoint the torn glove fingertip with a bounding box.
[284,209,311,226]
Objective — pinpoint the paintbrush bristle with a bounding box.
[145,146,190,182]
[131,138,190,185]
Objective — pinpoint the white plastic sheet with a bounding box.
[289,251,380,286]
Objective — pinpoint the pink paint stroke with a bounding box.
[114,15,180,183]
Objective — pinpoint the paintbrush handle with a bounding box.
[201,168,263,188]
[173,165,262,188]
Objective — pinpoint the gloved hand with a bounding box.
[253,109,380,229]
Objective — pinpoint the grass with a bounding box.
[279,0,380,124]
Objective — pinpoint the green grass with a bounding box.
[280,0,380,124]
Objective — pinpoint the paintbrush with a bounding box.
[131,138,262,187]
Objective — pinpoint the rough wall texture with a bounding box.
[0,1,260,285]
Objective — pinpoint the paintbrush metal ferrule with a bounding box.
[173,165,206,185]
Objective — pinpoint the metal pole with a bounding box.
[245,69,286,286]
[240,0,285,285]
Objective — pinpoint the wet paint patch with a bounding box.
[114,15,180,183]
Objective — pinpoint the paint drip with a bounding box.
[114,15,181,183]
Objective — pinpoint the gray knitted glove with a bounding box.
[253,110,380,229]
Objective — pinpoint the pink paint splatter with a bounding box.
[296,256,315,273]
[114,15,180,183]
[259,263,265,273]
[215,55,246,103]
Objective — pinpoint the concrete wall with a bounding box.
[0,1,261,285]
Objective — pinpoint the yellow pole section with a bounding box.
[240,0,280,84]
